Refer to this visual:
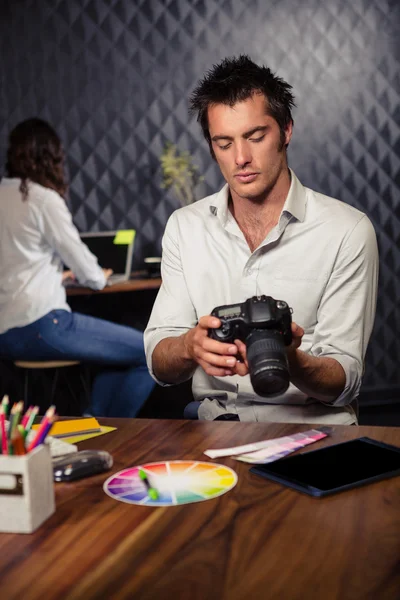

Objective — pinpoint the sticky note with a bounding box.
[32,417,102,438]
[59,426,117,444]
[113,230,136,245]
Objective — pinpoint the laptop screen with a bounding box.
[80,231,134,277]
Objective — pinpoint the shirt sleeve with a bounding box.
[144,212,197,384]
[309,214,379,406]
[35,189,106,290]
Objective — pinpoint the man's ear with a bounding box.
[285,121,293,147]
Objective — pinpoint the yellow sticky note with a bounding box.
[32,417,101,437]
[113,230,136,245]
[59,426,117,444]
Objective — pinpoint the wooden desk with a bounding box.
[66,276,161,296]
[1,420,399,600]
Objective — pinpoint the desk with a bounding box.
[66,276,161,296]
[65,273,161,333]
[1,420,399,600]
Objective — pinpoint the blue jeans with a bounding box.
[0,310,155,418]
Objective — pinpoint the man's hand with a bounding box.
[152,315,250,384]
[183,315,242,377]
[232,339,249,376]
[185,320,305,379]
[287,322,304,353]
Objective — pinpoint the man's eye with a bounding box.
[250,136,265,143]
[218,143,231,150]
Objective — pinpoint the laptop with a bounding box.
[79,230,135,286]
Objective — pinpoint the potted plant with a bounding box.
[160,142,203,206]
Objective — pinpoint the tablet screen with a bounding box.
[250,437,400,496]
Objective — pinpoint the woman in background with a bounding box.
[0,118,155,417]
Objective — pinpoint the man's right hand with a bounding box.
[182,315,245,377]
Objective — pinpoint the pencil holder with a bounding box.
[0,444,55,533]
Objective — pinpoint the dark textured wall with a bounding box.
[0,0,399,403]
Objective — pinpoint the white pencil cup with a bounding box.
[0,444,55,533]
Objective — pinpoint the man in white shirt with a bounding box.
[144,55,379,424]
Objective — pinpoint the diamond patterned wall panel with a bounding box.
[0,0,399,403]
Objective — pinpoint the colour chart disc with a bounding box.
[103,460,238,507]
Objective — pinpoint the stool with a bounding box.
[14,360,91,415]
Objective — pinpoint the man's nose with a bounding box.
[234,142,251,167]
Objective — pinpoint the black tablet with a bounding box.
[250,437,400,497]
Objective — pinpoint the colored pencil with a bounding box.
[24,406,39,435]
[7,403,18,442]
[11,401,24,436]
[0,407,8,455]
[21,406,33,428]
[35,415,57,447]
[1,395,9,418]
[26,406,56,452]
[11,428,26,455]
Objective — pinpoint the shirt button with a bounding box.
[246,268,253,276]
[53,319,58,324]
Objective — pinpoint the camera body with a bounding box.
[209,295,292,346]
[209,295,292,397]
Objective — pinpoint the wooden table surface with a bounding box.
[1,419,399,600]
[65,275,161,296]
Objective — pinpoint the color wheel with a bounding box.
[103,460,238,506]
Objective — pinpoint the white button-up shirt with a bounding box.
[144,170,379,424]
[0,178,105,334]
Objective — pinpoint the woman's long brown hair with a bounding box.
[6,118,68,200]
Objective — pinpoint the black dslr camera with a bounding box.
[209,295,292,397]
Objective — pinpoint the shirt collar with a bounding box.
[281,169,306,223]
[209,184,230,226]
[209,168,306,225]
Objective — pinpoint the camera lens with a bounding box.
[246,330,290,397]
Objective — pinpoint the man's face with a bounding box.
[208,93,292,203]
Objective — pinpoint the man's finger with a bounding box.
[202,337,238,356]
[291,322,304,337]
[198,351,238,369]
[199,360,235,377]
[234,339,248,365]
[234,362,249,377]
[198,315,221,330]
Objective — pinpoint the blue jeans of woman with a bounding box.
[0,310,155,417]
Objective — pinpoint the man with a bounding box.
[144,55,379,424]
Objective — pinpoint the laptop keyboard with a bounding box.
[63,275,128,288]
[106,274,128,285]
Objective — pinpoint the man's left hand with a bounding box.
[288,322,304,353]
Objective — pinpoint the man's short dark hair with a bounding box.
[189,55,295,155]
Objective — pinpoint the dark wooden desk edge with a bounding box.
[84,418,400,452]
[94,417,400,433]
